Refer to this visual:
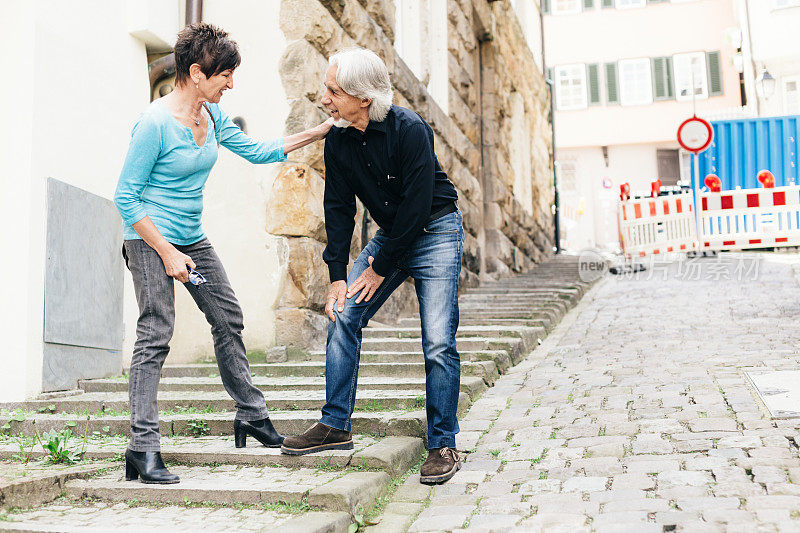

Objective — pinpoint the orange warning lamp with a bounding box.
[620,183,630,202]
[757,170,775,188]
[704,174,721,192]
[650,179,662,198]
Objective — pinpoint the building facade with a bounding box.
[1,0,553,402]
[737,0,800,117]
[543,0,744,251]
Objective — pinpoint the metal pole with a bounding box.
[540,1,560,254]
[692,152,702,251]
[547,78,561,254]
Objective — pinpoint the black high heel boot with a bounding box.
[125,449,179,484]
[234,418,285,448]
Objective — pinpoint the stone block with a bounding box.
[276,237,328,312]
[307,471,390,513]
[279,39,328,105]
[266,164,326,240]
[274,308,328,350]
[277,511,351,533]
[392,475,433,503]
[351,437,425,477]
[280,0,352,56]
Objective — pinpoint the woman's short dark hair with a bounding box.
[174,23,241,85]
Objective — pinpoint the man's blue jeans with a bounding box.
[320,210,464,449]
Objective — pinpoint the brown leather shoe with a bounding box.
[420,447,461,484]
[280,422,354,455]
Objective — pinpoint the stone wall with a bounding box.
[269,0,554,348]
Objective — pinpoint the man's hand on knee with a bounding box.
[326,280,347,322]
[346,256,385,304]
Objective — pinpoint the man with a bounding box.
[280,48,463,484]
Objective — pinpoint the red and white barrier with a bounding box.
[618,181,697,260]
[697,172,800,251]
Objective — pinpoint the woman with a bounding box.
[114,23,332,484]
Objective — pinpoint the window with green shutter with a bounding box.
[584,0,595,8]
[542,0,551,14]
[587,64,601,105]
[652,56,674,100]
[602,0,614,7]
[605,62,619,104]
[707,51,723,96]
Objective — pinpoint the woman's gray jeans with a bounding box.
[123,238,269,452]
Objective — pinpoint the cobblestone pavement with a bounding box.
[394,254,800,532]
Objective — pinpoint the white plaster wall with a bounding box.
[167,0,290,365]
[545,0,742,148]
[558,143,671,252]
[742,1,800,117]
[746,2,800,64]
[0,1,38,402]
[1,0,291,400]
[0,0,154,401]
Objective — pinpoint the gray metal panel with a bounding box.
[42,343,122,392]
[44,178,124,350]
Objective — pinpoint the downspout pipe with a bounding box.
[539,3,560,254]
[547,79,561,254]
[149,0,202,100]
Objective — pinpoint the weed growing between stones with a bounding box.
[530,448,548,466]
[363,454,426,525]
[185,419,210,436]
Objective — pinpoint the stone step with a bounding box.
[457,296,572,306]
[78,375,488,399]
[362,326,543,351]
[456,302,566,312]
[0,499,351,533]
[66,465,389,514]
[398,316,551,331]
[356,336,525,358]
[303,350,513,372]
[459,309,561,321]
[160,360,499,383]
[0,409,430,439]
[0,435,424,477]
[2,389,470,416]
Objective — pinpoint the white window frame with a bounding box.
[618,58,653,106]
[773,0,800,10]
[679,150,693,186]
[615,0,646,9]
[673,52,708,102]
[552,0,582,15]
[558,157,578,192]
[784,76,800,115]
[555,64,588,111]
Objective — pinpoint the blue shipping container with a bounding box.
[697,115,800,190]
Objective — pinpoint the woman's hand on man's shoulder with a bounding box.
[316,117,335,140]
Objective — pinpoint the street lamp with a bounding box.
[756,68,777,98]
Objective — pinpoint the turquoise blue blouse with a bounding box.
[114,100,286,245]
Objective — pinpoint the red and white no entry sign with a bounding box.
[677,115,713,154]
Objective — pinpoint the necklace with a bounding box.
[190,107,202,126]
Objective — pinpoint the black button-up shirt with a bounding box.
[322,105,459,281]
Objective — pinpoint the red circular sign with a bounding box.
[677,116,713,154]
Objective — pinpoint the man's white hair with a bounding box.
[330,48,393,122]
